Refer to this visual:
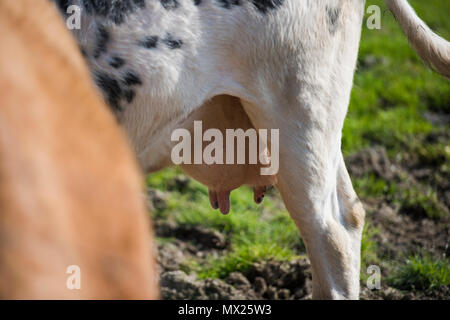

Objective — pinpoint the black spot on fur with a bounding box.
[217,0,240,9]
[123,71,143,86]
[81,0,93,14]
[93,25,110,59]
[161,0,179,10]
[84,0,146,25]
[326,6,341,35]
[139,36,159,49]
[110,1,133,24]
[123,89,136,103]
[162,34,183,49]
[251,0,284,13]
[134,0,146,8]
[90,0,110,16]
[93,69,142,111]
[55,0,71,14]
[109,56,125,69]
[193,0,202,5]
[94,72,123,111]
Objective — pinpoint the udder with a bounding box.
[177,95,277,214]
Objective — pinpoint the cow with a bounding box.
[3,0,448,299]
[0,0,158,299]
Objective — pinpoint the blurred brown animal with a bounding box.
[0,1,158,299]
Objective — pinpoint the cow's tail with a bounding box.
[385,0,450,79]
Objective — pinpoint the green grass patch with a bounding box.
[343,0,450,156]
[360,222,380,282]
[397,186,448,220]
[406,134,450,169]
[389,254,450,291]
[353,174,398,199]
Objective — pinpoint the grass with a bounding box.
[348,0,449,223]
[353,174,398,199]
[361,223,380,270]
[147,0,449,293]
[397,186,447,220]
[353,174,447,220]
[343,0,450,156]
[389,254,450,291]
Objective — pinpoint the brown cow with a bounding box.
[0,1,157,299]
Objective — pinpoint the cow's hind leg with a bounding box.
[288,129,362,298]
[234,0,365,299]
[246,108,364,299]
